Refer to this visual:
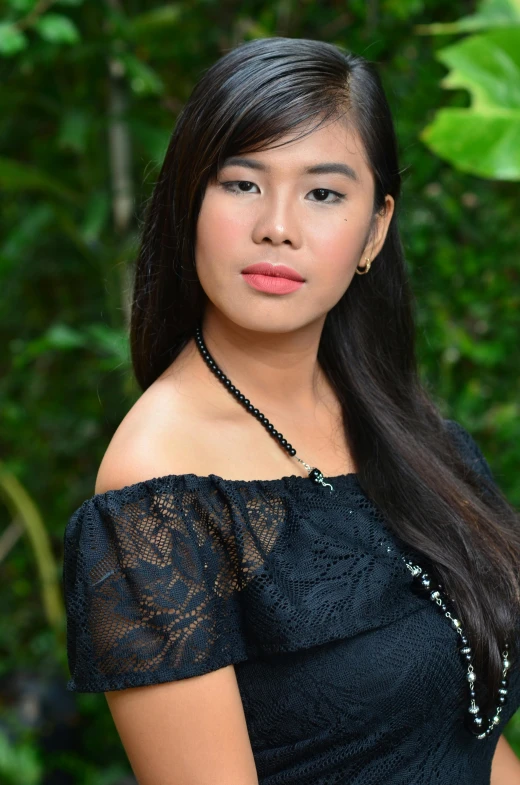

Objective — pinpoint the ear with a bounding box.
[361,195,395,262]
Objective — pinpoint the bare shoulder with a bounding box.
[94,343,216,495]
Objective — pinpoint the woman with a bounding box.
[62,37,520,784]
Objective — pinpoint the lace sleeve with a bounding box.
[62,476,249,692]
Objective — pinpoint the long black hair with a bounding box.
[130,36,520,714]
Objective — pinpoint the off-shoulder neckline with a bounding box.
[90,469,360,502]
[85,419,468,504]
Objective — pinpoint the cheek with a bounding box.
[308,212,366,281]
[194,194,250,314]
[196,194,247,266]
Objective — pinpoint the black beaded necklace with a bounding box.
[194,324,334,491]
[194,322,511,739]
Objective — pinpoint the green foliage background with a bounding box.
[0,0,518,781]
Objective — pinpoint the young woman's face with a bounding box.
[195,119,394,334]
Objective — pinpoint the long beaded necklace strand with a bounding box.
[194,323,511,739]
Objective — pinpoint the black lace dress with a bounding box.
[62,419,520,784]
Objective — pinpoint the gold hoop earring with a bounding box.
[355,257,372,275]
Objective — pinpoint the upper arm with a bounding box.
[86,399,258,784]
[105,666,258,785]
[491,734,520,784]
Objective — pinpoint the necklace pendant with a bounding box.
[309,467,334,492]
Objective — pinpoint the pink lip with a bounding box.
[242,274,304,294]
[241,261,305,295]
[241,262,305,282]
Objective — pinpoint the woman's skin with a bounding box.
[491,734,520,782]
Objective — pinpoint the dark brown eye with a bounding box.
[309,189,345,204]
[219,181,259,195]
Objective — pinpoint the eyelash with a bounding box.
[218,180,346,204]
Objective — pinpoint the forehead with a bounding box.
[221,120,372,186]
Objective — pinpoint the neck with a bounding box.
[196,307,333,414]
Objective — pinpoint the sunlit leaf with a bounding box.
[0,728,41,785]
[35,13,80,44]
[438,30,520,108]
[0,23,27,57]
[420,29,520,179]
[119,52,165,95]
[45,323,86,349]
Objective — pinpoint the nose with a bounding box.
[251,191,302,248]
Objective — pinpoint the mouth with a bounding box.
[241,262,305,282]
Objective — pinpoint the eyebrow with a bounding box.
[219,156,359,183]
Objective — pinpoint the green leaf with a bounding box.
[383,0,424,21]
[1,203,54,263]
[416,0,520,35]
[10,325,85,368]
[130,118,171,163]
[85,324,130,364]
[438,30,520,109]
[0,728,41,785]
[0,157,80,202]
[0,23,28,57]
[80,191,110,244]
[420,29,520,180]
[35,13,80,44]
[9,323,130,371]
[127,4,182,35]
[421,109,520,179]
[57,109,89,153]
[8,0,37,12]
[45,323,86,349]
[119,53,165,96]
